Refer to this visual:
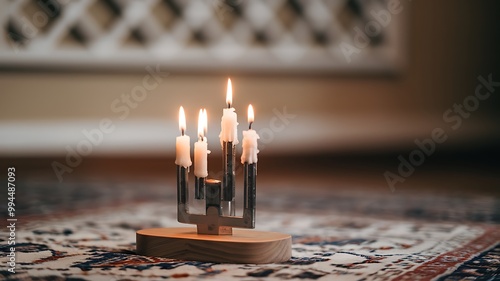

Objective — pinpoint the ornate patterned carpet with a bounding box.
[1,181,499,281]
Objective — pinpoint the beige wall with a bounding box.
[1,0,499,154]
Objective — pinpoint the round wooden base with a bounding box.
[136,227,292,264]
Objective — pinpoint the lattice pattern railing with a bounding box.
[0,0,406,72]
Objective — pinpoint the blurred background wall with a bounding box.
[0,0,499,188]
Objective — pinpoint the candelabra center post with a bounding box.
[197,179,233,235]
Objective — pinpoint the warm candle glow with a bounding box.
[226,78,232,108]
[197,109,204,140]
[197,108,208,140]
[176,106,191,168]
[179,106,186,135]
[194,108,209,178]
[248,104,254,127]
[220,82,239,144]
[241,105,259,164]
[203,109,208,138]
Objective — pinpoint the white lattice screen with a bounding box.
[0,0,406,72]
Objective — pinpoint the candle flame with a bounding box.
[226,78,232,108]
[197,109,204,139]
[179,106,186,135]
[248,104,254,128]
[203,108,208,138]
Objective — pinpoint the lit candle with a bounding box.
[175,106,192,168]
[220,78,238,215]
[194,109,210,178]
[241,104,259,164]
[219,78,239,145]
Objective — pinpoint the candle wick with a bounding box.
[181,129,185,136]
[227,103,231,109]
[249,122,253,130]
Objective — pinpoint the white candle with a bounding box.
[220,78,239,145]
[175,106,192,168]
[194,109,210,177]
[241,104,259,164]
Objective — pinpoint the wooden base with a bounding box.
[136,227,292,264]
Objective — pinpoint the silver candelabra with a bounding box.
[176,140,256,235]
